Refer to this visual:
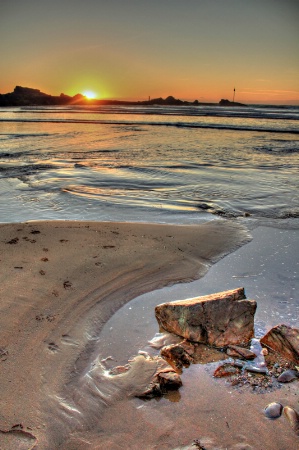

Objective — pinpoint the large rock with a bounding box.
[155,287,256,347]
[260,324,299,364]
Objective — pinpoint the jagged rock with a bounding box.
[277,369,298,383]
[226,344,256,360]
[155,288,256,347]
[161,340,195,369]
[157,370,182,390]
[138,360,182,398]
[260,324,299,363]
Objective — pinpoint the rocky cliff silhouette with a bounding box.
[0,86,247,107]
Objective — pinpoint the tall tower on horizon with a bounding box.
[233,87,236,103]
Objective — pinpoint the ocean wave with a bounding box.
[0,163,55,178]
[0,132,51,139]
[254,145,299,154]
[16,104,299,121]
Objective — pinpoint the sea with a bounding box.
[0,103,298,225]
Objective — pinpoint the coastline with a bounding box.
[0,219,249,449]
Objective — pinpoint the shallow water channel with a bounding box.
[90,225,299,449]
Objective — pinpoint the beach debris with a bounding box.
[264,402,283,419]
[260,324,299,364]
[277,369,298,383]
[283,406,299,436]
[226,344,256,360]
[155,287,256,347]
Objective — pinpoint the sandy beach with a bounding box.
[0,219,254,449]
[0,219,298,450]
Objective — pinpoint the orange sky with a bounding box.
[1,0,299,104]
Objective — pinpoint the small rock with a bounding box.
[277,369,298,383]
[161,340,195,369]
[264,402,283,419]
[226,345,256,360]
[260,324,299,363]
[213,363,240,378]
[283,406,299,436]
[158,371,182,390]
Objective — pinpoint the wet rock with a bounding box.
[283,406,299,436]
[108,353,182,399]
[161,340,195,369]
[155,287,256,347]
[277,369,298,383]
[264,402,283,419]
[213,363,241,378]
[157,370,182,390]
[226,345,256,360]
[260,324,299,363]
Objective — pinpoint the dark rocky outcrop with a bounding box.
[0,86,247,107]
[0,86,85,106]
[219,98,247,107]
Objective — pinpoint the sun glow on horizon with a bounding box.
[82,90,97,99]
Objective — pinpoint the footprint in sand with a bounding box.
[61,334,79,347]
[48,342,59,352]
[0,428,36,450]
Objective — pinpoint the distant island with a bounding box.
[0,86,247,107]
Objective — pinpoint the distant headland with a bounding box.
[0,86,247,107]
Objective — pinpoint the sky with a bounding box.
[0,0,299,104]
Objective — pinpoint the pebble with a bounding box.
[264,402,283,419]
[283,406,299,436]
[277,369,298,383]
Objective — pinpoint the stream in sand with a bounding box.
[92,225,299,450]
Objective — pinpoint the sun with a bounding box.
[82,90,97,100]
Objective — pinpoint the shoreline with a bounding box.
[0,219,249,449]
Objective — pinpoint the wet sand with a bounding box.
[0,219,250,449]
[96,225,299,450]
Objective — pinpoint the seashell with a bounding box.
[283,406,299,435]
[277,369,298,383]
[264,402,283,419]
